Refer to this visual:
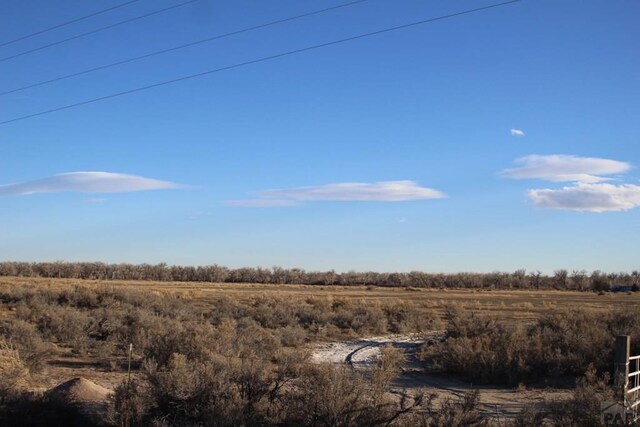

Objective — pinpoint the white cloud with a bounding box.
[510,128,525,136]
[502,154,639,213]
[224,199,299,208]
[528,183,640,212]
[501,155,631,183]
[227,180,445,207]
[0,172,182,196]
[258,180,445,201]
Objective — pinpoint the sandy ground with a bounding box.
[312,332,438,367]
[311,332,571,418]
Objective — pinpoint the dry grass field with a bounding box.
[3,275,638,323]
[2,276,639,426]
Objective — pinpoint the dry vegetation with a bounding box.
[422,305,640,386]
[1,275,639,426]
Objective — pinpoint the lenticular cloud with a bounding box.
[501,154,639,213]
[501,155,630,183]
[0,172,182,196]
[227,180,445,207]
[258,180,445,202]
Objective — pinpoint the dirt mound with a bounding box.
[47,377,112,404]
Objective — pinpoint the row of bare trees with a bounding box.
[0,261,638,291]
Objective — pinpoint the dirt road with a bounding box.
[311,333,570,418]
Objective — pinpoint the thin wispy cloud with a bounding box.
[510,128,525,136]
[0,172,182,196]
[501,155,631,183]
[228,180,445,207]
[260,181,445,201]
[528,183,640,212]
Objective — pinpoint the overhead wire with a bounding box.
[0,0,145,48]
[0,0,201,63]
[0,0,372,97]
[0,0,521,126]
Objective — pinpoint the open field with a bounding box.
[2,276,639,426]
[3,276,639,323]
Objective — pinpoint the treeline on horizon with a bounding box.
[1,261,639,291]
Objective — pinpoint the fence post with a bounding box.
[615,335,630,399]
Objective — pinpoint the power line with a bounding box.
[0,0,372,97]
[0,0,144,48]
[0,0,201,63]
[0,0,521,127]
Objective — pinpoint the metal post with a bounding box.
[127,343,133,384]
[615,335,630,399]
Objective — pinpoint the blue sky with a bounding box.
[1,0,638,273]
